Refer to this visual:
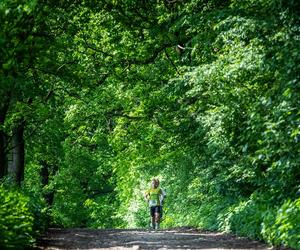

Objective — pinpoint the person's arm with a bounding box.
[144,190,150,202]
[162,189,166,199]
[159,188,166,204]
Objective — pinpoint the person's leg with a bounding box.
[150,207,155,229]
[151,216,155,229]
[154,206,160,229]
[159,206,163,219]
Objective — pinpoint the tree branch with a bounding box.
[164,48,181,75]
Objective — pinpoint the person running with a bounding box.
[144,178,166,230]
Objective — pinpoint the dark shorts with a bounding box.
[150,206,162,217]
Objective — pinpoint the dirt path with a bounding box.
[35,228,286,250]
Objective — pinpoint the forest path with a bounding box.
[34,227,285,250]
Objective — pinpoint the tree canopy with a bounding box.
[1,0,299,249]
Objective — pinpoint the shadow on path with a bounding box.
[35,228,286,250]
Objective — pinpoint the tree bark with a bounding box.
[0,131,8,178]
[9,121,25,186]
[0,101,9,179]
[40,160,54,206]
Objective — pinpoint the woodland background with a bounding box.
[0,0,299,249]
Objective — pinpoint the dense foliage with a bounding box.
[1,0,299,249]
[0,184,34,248]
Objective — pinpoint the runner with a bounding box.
[144,178,166,230]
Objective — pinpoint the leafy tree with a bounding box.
[1,0,299,249]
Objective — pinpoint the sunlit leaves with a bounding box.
[1,0,298,248]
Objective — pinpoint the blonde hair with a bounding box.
[152,178,160,188]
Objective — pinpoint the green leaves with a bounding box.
[262,198,300,249]
[0,185,34,248]
[1,0,298,248]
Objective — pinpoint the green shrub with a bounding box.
[84,196,121,228]
[216,197,300,249]
[0,185,34,249]
[262,198,300,250]
[220,199,264,239]
[26,193,49,235]
[197,198,232,231]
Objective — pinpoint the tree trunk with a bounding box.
[40,160,54,206]
[9,121,25,186]
[0,101,9,179]
[0,131,8,178]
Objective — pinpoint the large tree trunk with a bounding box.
[0,131,8,178]
[0,101,9,179]
[9,121,25,186]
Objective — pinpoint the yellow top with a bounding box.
[145,188,162,207]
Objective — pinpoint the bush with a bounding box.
[262,198,300,250]
[219,199,266,239]
[196,199,231,231]
[216,197,300,249]
[0,185,34,249]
